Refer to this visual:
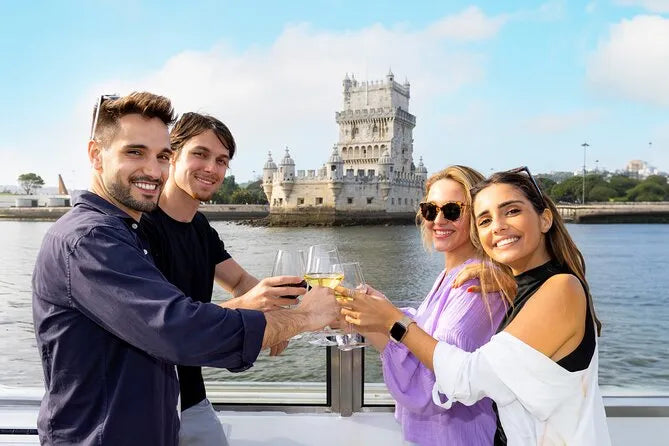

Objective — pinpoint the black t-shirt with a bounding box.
[141,207,232,411]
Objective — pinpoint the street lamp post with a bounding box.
[581,142,589,204]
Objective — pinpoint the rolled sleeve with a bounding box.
[229,309,266,372]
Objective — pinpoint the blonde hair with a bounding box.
[470,171,603,335]
[416,165,505,325]
[417,165,485,251]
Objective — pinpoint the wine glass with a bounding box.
[271,249,307,339]
[271,249,306,280]
[304,244,343,346]
[333,262,370,351]
[271,249,307,302]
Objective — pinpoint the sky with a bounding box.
[1,0,668,189]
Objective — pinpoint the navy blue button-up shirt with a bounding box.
[32,191,266,445]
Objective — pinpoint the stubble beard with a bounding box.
[107,174,162,213]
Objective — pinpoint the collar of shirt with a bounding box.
[72,190,143,231]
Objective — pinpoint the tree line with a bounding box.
[209,176,268,205]
[14,171,669,204]
[536,174,669,203]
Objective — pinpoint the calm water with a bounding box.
[1,221,668,392]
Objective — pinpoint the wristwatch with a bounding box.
[389,315,416,343]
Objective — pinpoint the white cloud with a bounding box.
[615,0,669,13]
[524,109,604,134]
[70,9,508,185]
[587,15,669,106]
[586,2,597,14]
[426,6,508,41]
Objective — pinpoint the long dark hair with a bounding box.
[471,171,602,336]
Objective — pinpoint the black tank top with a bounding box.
[493,260,596,445]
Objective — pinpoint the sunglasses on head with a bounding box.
[89,94,120,140]
[505,166,544,201]
[419,201,467,222]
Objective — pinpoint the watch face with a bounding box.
[390,321,407,342]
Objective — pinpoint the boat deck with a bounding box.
[2,386,668,445]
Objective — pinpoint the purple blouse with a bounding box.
[381,258,506,446]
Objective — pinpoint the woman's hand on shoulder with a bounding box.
[453,262,517,299]
[504,273,586,359]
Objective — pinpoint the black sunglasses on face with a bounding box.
[419,201,467,222]
[505,166,544,200]
[89,94,120,140]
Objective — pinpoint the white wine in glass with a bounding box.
[304,272,344,289]
[305,244,342,346]
[332,262,369,350]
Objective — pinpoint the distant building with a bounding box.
[626,160,658,179]
[262,71,427,225]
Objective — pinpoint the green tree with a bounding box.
[535,177,556,196]
[245,180,269,204]
[644,175,667,187]
[625,182,667,202]
[18,173,45,195]
[211,175,239,203]
[549,176,584,203]
[588,185,617,202]
[609,175,639,197]
[549,174,608,203]
[230,189,256,204]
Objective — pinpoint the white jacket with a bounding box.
[432,331,611,445]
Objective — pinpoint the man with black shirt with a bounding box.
[142,112,303,445]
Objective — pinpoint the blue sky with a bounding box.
[1,0,668,189]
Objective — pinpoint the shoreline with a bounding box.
[2,203,669,225]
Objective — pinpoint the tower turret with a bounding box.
[262,151,278,200]
[326,146,344,181]
[279,147,295,196]
[416,156,428,181]
[326,146,344,200]
[377,148,393,179]
[377,148,393,200]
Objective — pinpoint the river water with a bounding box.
[1,221,668,392]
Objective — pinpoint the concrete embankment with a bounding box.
[556,202,669,224]
[264,209,416,226]
[0,205,270,221]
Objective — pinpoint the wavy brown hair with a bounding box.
[170,112,236,159]
[470,171,602,335]
[92,92,175,147]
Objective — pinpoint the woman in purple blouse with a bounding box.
[363,165,507,445]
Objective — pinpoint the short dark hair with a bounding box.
[92,92,175,147]
[170,112,236,159]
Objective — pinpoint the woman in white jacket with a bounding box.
[338,167,611,445]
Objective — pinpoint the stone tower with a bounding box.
[261,72,426,225]
[336,69,415,178]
